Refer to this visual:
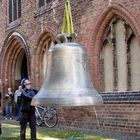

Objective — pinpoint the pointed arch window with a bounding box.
[39,0,45,7]
[42,39,55,79]
[39,0,52,7]
[9,0,21,23]
[100,17,140,92]
[0,0,2,17]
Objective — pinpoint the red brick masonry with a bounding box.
[0,0,140,136]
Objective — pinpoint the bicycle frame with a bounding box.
[35,105,58,128]
[35,106,45,120]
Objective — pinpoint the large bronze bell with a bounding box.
[31,42,103,106]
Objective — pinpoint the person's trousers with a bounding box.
[20,111,36,140]
[5,105,12,118]
[16,103,20,119]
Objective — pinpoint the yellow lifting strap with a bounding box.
[61,0,74,37]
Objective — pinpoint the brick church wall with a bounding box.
[58,104,140,135]
[0,0,140,136]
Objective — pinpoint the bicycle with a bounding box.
[35,106,58,128]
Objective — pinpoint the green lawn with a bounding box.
[0,122,110,140]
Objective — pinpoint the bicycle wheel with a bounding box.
[44,109,58,128]
[35,110,43,126]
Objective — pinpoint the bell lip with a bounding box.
[31,88,103,107]
[31,96,103,107]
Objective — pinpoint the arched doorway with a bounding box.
[0,31,30,108]
[15,49,28,88]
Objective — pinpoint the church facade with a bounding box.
[0,0,140,136]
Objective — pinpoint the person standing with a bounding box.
[0,123,2,135]
[19,79,37,140]
[5,88,14,120]
[14,85,22,121]
[0,92,1,107]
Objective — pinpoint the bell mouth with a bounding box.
[32,97,103,107]
[31,91,103,107]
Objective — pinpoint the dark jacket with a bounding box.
[20,88,37,112]
[4,93,14,106]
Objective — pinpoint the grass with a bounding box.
[0,121,110,140]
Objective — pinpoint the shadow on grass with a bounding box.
[37,126,106,140]
[0,123,107,140]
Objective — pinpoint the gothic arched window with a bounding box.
[100,17,140,92]
[42,39,55,79]
[39,0,52,7]
[9,0,21,23]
